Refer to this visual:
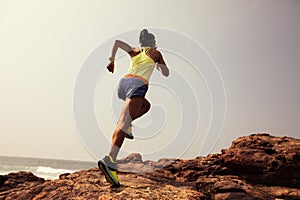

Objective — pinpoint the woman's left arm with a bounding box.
[110,40,133,61]
[107,40,133,73]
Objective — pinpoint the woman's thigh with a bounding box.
[118,96,144,126]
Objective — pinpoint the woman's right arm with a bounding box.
[156,63,169,77]
[156,52,169,77]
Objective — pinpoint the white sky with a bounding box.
[0,0,299,161]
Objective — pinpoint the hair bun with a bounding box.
[139,29,149,43]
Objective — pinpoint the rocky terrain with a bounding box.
[0,133,299,199]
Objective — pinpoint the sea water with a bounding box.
[0,156,95,180]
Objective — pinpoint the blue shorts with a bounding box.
[117,78,148,101]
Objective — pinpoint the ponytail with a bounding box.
[139,29,149,44]
[139,29,155,46]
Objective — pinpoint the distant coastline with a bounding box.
[0,156,95,180]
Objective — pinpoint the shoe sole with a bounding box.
[98,160,120,187]
[125,126,134,140]
[125,133,134,140]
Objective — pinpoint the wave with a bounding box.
[35,166,77,175]
[29,166,77,180]
[0,156,95,180]
[0,166,78,180]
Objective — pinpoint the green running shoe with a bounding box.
[98,155,120,188]
[124,124,134,140]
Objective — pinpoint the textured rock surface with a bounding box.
[220,133,300,187]
[0,133,299,199]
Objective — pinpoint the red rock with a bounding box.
[0,171,44,192]
[0,134,299,199]
[214,192,254,200]
[220,133,300,187]
[117,152,143,163]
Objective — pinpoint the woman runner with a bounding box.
[98,29,169,187]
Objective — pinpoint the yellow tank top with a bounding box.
[127,47,155,83]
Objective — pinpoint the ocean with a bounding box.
[0,156,96,180]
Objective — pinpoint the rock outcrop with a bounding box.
[221,133,300,187]
[0,133,299,199]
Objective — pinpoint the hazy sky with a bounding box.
[1,0,299,161]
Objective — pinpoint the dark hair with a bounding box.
[139,29,155,46]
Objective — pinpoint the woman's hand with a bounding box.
[106,61,115,73]
[156,63,169,77]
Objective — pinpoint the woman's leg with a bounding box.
[109,96,147,161]
[132,97,151,120]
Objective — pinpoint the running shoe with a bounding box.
[98,155,120,188]
[124,124,134,140]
